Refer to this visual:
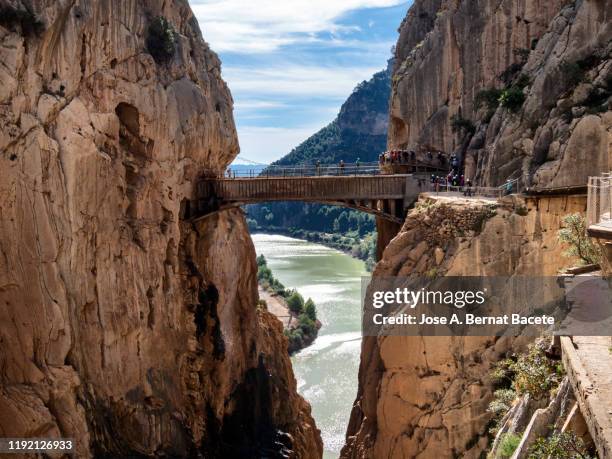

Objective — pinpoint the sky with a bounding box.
[189,0,412,164]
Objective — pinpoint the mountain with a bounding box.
[246,63,393,267]
[272,63,392,166]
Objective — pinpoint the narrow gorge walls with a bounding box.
[0,0,320,457]
[389,0,611,188]
[343,195,587,458]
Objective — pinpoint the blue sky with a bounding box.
[189,0,412,164]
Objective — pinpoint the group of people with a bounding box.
[379,149,453,166]
[431,173,473,196]
[379,150,417,164]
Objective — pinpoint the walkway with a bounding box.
[561,335,612,458]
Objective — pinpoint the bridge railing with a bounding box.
[587,173,612,229]
[222,160,449,179]
[427,178,522,199]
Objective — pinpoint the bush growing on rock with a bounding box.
[529,431,594,458]
[499,87,526,112]
[558,213,601,265]
[147,16,176,64]
[499,433,521,458]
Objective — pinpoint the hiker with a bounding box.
[435,176,440,193]
[316,160,321,176]
[430,174,436,191]
[379,153,384,165]
[339,159,345,175]
[226,168,232,178]
[464,178,472,196]
[437,152,445,165]
[446,172,453,191]
[356,158,360,172]
[505,179,513,195]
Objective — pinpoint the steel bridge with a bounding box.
[190,162,442,223]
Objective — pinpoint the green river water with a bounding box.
[252,234,367,459]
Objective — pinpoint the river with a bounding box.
[252,234,367,459]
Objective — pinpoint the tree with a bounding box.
[558,213,601,265]
[304,298,317,321]
[337,211,349,233]
[286,291,305,315]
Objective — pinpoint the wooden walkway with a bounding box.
[193,174,427,223]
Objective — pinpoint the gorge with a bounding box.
[1,0,611,458]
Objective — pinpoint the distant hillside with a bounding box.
[246,63,393,269]
[272,64,392,166]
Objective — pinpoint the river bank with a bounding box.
[252,234,366,458]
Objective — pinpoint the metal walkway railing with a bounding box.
[587,172,612,238]
[219,161,448,179]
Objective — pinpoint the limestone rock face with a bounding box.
[0,1,321,457]
[389,0,611,187]
[342,195,585,458]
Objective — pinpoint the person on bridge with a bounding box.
[316,160,321,176]
[464,178,473,196]
[356,158,360,172]
[339,159,345,175]
[430,174,436,191]
[505,179,513,195]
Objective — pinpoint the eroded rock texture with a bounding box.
[342,195,586,458]
[0,1,321,457]
[389,0,611,187]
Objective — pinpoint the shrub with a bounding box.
[286,290,305,314]
[558,213,602,265]
[499,87,525,112]
[529,431,594,458]
[298,313,317,335]
[475,88,502,112]
[511,342,561,399]
[450,114,476,135]
[147,16,176,64]
[499,433,521,458]
[304,298,317,321]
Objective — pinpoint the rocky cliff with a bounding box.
[343,1,610,456]
[389,0,611,187]
[0,1,321,457]
[342,194,586,458]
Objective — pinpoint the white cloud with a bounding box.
[236,125,327,163]
[190,0,404,52]
[224,64,380,99]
